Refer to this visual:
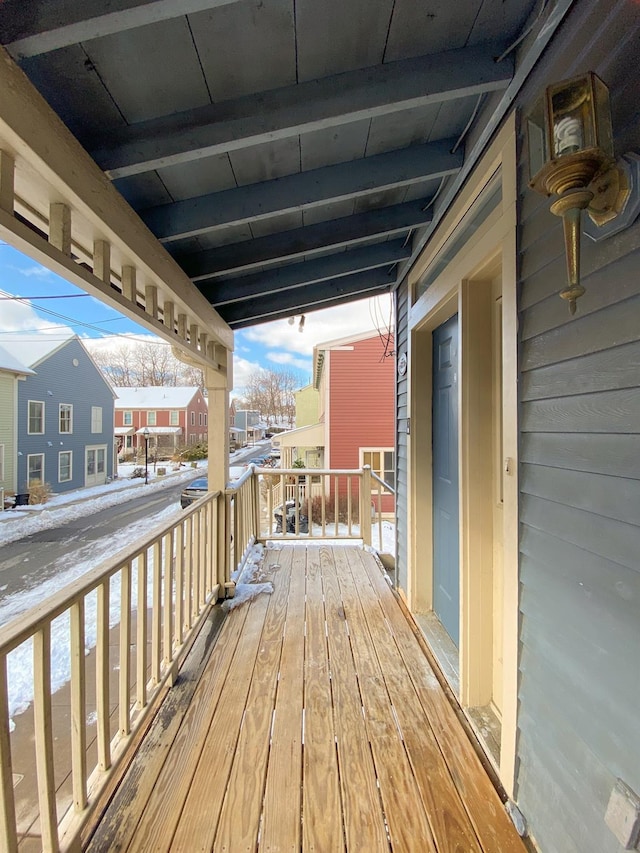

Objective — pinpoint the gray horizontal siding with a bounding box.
[514,7,640,850]
[520,433,640,480]
[395,280,409,589]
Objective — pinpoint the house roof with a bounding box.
[135,426,182,435]
[276,422,324,448]
[0,0,567,329]
[114,386,203,408]
[0,334,74,368]
[0,343,35,376]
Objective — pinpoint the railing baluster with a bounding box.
[321,474,326,537]
[163,532,173,665]
[0,655,18,853]
[119,563,132,737]
[96,581,110,770]
[184,515,193,628]
[136,552,148,709]
[70,600,87,811]
[347,475,353,537]
[151,541,162,685]
[334,475,339,537]
[175,521,184,646]
[33,625,58,852]
[192,512,201,613]
[201,505,209,600]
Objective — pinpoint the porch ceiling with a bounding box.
[1,0,545,328]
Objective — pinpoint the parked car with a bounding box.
[180,476,208,508]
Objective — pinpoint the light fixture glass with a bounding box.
[527,72,629,313]
[298,315,305,333]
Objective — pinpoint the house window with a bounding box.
[190,411,195,426]
[28,453,44,484]
[170,410,179,426]
[91,406,103,433]
[199,412,203,426]
[97,448,105,474]
[58,451,72,482]
[0,444,4,482]
[361,448,395,491]
[123,411,133,426]
[28,400,44,434]
[204,413,207,426]
[147,411,157,426]
[59,403,73,434]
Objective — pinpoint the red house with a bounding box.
[114,386,208,457]
[279,330,395,512]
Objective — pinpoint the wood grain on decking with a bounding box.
[88,545,525,853]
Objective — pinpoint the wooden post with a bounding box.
[70,601,87,811]
[121,265,136,302]
[361,465,372,546]
[145,284,158,320]
[93,239,111,284]
[163,299,175,332]
[0,151,15,214]
[0,656,18,853]
[49,202,71,255]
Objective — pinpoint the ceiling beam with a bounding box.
[219,268,393,328]
[142,139,462,242]
[4,0,244,60]
[201,241,410,306]
[93,44,512,178]
[174,199,431,280]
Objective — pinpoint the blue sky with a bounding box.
[0,241,394,394]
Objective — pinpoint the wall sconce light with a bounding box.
[527,72,639,314]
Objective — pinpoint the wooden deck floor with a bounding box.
[87,545,526,852]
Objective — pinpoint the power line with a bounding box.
[0,289,171,346]
[0,293,90,300]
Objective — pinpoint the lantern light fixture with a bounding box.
[527,72,639,314]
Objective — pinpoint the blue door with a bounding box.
[432,314,459,645]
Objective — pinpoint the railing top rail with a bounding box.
[252,466,365,477]
[371,470,396,495]
[0,490,221,655]
[225,466,254,491]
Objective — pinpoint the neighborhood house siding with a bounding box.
[0,374,17,492]
[328,336,395,514]
[16,339,114,493]
[514,28,640,852]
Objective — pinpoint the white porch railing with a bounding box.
[0,466,394,851]
[0,490,225,853]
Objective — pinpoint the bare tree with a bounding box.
[92,340,204,388]
[243,367,299,426]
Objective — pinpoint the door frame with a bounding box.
[404,114,519,794]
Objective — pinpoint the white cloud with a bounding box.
[266,350,312,372]
[14,264,53,278]
[242,294,394,356]
[231,354,263,395]
[0,290,71,336]
[82,332,160,357]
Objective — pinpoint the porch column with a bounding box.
[205,351,231,597]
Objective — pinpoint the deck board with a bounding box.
[88,545,527,853]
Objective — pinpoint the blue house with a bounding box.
[0,335,116,495]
